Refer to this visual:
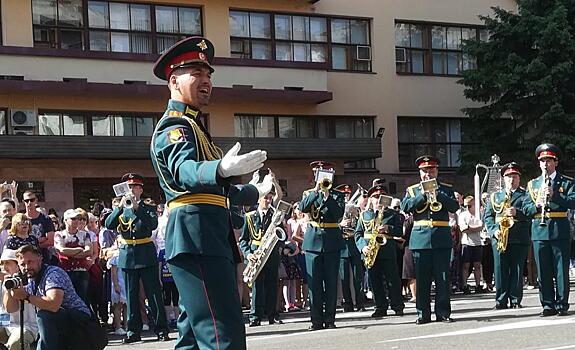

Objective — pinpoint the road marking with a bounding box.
[377,317,575,343]
[536,345,575,350]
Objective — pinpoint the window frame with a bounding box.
[394,20,485,77]
[31,0,203,54]
[36,110,159,136]
[229,8,372,72]
[0,108,7,135]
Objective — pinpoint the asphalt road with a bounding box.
[106,282,575,350]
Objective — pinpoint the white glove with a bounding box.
[254,174,274,198]
[217,142,267,178]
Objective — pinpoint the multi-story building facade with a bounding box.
[0,0,516,212]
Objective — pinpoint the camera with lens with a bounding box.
[3,272,28,290]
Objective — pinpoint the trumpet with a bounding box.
[320,177,332,191]
[122,193,134,209]
[420,178,442,212]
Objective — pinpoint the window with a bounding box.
[398,117,474,169]
[32,0,202,53]
[33,0,84,49]
[395,21,486,75]
[234,115,374,138]
[0,110,6,135]
[229,11,370,71]
[37,111,156,136]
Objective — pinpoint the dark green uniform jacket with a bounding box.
[299,189,345,253]
[355,208,402,260]
[400,181,459,249]
[484,188,531,245]
[523,173,575,240]
[238,208,282,259]
[105,200,158,269]
[150,99,259,263]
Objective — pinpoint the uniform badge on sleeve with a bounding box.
[168,128,186,143]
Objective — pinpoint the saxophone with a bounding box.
[242,200,291,287]
[538,168,551,227]
[363,206,390,269]
[496,190,514,253]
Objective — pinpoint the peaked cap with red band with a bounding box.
[121,173,144,186]
[535,143,560,161]
[310,161,335,171]
[501,162,522,176]
[334,184,352,194]
[153,37,215,81]
[367,185,386,198]
[415,155,440,169]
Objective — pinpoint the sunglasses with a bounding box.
[393,206,400,210]
[69,217,80,221]
[23,198,37,203]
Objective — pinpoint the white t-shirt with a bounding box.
[457,210,483,246]
[0,288,38,338]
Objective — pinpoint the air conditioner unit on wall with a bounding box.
[395,48,407,63]
[10,110,37,127]
[356,45,372,61]
[12,127,35,136]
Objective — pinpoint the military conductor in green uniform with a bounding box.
[484,162,530,309]
[400,156,459,324]
[150,37,273,349]
[523,143,575,317]
[105,173,170,343]
[299,161,345,331]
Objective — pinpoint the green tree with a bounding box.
[459,0,575,177]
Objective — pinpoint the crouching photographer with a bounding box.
[3,245,107,350]
[0,249,37,350]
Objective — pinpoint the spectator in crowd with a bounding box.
[22,191,56,266]
[4,244,92,349]
[54,209,93,306]
[98,208,117,331]
[458,196,485,294]
[281,241,302,312]
[5,214,40,251]
[81,211,107,325]
[0,200,17,254]
[0,182,18,210]
[402,214,416,303]
[158,246,178,329]
[107,244,127,336]
[0,249,38,350]
[47,215,61,231]
[287,203,308,309]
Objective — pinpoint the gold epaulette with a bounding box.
[562,174,574,181]
[167,110,184,117]
[245,210,257,218]
[440,182,452,187]
[302,188,314,199]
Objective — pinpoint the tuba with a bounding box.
[496,190,514,253]
[420,179,442,212]
[363,195,393,269]
[242,200,291,287]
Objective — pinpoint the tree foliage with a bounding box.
[459,0,575,176]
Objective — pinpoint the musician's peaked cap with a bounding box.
[153,37,215,81]
[309,161,335,170]
[501,162,522,176]
[535,143,560,160]
[367,185,386,198]
[334,184,352,194]
[415,155,439,169]
[121,173,144,186]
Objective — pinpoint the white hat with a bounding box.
[0,249,17,263]
[63,209,79,220]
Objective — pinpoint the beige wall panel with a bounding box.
[2,0,33,46]
[0,55,327,92]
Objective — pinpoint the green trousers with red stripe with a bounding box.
[169,253,246,350]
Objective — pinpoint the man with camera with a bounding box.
[4,244,93,349]
[0,249,37,350]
